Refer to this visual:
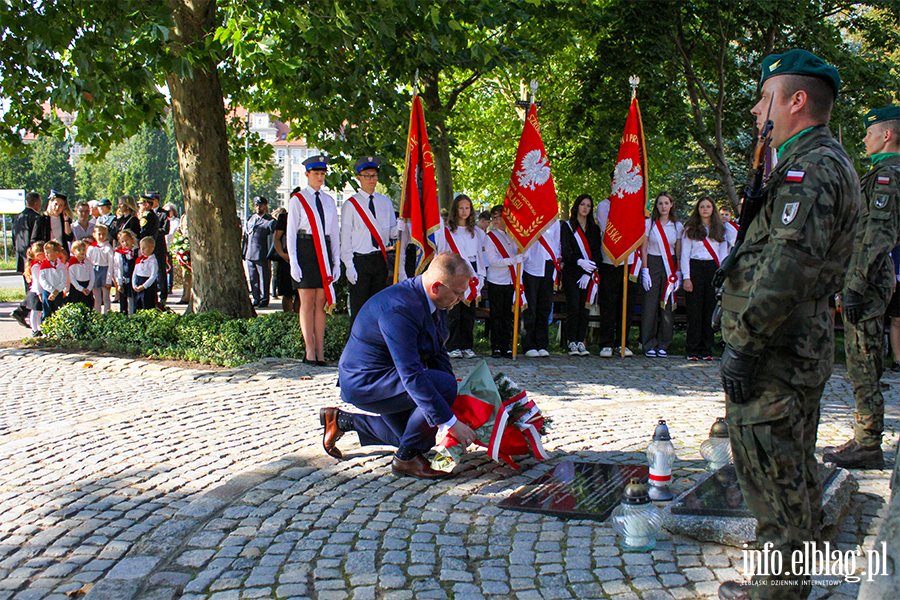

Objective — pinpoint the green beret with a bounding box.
[864,106,900,127]
[759,49,840,99]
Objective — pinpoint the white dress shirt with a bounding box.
[340,191,397,268]
[436,223,485,278]
[644,219,683,257]
[523,219,561,276]
[680,228,728,280]
[68,258,93,292]
[38,259,67,294]
[287,186,341,277]
[484,229,520,285]
[132,254,159,288]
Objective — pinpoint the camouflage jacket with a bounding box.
[844,154,900,320]
[722,126,860,358]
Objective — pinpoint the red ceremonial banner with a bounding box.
[502,104,558,253]
[400,94,441,275]
[602,96,648,266]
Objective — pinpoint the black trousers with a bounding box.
[522,260,554,352]
[487,281,514,353]
[598,262,641,349]
[447,299,475,351]
[247,258,272,303]
[562,271,590,345]
[685,258,718,357]
[349,252,388,325]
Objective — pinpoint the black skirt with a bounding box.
[24,291,42,311]
[293,235,333,290]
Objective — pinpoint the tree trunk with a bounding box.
[421,71,453,211]
[166,0,252,318]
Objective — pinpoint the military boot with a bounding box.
[822,439,884,469]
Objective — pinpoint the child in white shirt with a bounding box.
[67,240,94,309]
[86,225,114,314]
[133,237,159,311]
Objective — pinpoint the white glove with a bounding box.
[516,253,526,263]
[476,276,485,297]
[291,264,303,283]
[577,258,597,273]
[345,265,358,285]
[577,274,590,289]
[396,220,406,233]
[675,271,683,290]
[641,268,651,291]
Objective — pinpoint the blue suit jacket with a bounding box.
[338,276,454,427]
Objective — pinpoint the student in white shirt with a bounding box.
[639,193,683,357]
[720,204,739,251]
[484,205,524,358]
[436,194,485,359]
[67,240,94,309]
[133,237,159,311]
[681,197,728,360]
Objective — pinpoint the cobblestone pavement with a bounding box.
[0,349,895,600]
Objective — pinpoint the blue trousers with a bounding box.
[347,369,458,451]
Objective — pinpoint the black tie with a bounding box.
[315,191,326,232]
[368,194,379,249]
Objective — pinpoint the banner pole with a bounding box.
[512,262,522,360]
[620,261,629,357]
[394,86,418,285]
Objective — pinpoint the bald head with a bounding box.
[422,252,472,311]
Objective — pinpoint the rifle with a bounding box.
[711,107,774,329]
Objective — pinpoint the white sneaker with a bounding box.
[618,347,634,357]
[645,349,657,357]
[599,347,613,358]
[525,349,541,358]
[568,342,580,356]
[538,349,550,357]
[577,342,590,356]
[448,349,462,358]
[463,349,477,359]
[657,349,668,358]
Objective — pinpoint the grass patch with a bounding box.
[0,288,26,302]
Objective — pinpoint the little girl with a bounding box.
[23,243,44,337]
[38,240,67,322]
[113,230,138,315]
[67,240,94,308]
[86,225,114,314]
[133,236,159,311]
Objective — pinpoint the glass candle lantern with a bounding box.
[699,417,733,471]
[611,478,664,551]
[646,419,676,501]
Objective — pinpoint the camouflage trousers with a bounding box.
[844,317,885,446]
[727,349,828,600]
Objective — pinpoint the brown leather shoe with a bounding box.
[718,580,750,600]
[319,407,345,460]
[391,454,453,479]
[823,439,884,469]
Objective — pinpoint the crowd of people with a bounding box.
[12,190,181,336]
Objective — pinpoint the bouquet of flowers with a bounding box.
[431,360,551,472]
[170,228,191,272]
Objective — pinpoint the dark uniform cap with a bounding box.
[48,189,67,201]
[354,155,382,173]
[253,195,268,205]
[140,191,160,201]
[97,198,112,207]
[864,106,900,127]
[759,49,841,99]
[302,155,329,171]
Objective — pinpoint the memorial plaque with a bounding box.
[499,462,648,521]
[670,464,839,518]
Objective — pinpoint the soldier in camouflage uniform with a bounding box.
[824,106,900,470]
[717,50,860,600]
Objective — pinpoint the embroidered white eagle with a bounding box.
[612,158,643,198]
[516,149,552,191]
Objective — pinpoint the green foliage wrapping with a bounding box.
[40,304,351,368]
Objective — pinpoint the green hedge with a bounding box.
[39,304,351,367]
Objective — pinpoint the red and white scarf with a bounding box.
[569,222,600,307]
[487,231,526,309]
[701,237,721,267]
[294,190,336,306]
[653,220,678,308]
[347,195,387,262]
[444,228,479,303]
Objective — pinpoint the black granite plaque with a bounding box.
[670,464,839,518]
[499,462,649,521]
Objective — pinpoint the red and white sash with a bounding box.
[444,228,479,303]
[487,231,526,309]
[347,195,387,262]
[538,236,562,286]
[727,221,739,234]
[569,222,600,307]
[653,220,678,308]
[700,237,721,267]
[487,389,551,470]
[294,190,336,306]
[629,248,642,281]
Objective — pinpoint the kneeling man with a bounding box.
[322,252,477,479]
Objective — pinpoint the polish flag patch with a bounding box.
[878,176,891,185]
[786,170,805,182]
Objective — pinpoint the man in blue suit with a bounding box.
[324,252,477,478]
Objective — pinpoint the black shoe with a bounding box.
[259,300,269,308]
[822,439,884,469]
[316,360,327,367]
[892,361,900,373]
[505,351,513,358]
[303,357,315,366]
[718,580,750,600]
[491,350,502,359]
[12,306,28,329]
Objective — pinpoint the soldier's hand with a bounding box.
[720,345,760,404]
[842,290,863,325]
